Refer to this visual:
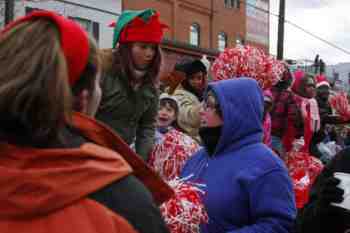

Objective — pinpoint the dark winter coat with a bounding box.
[60,118,170,233]
[296,148,350,233]
[96,69,159,160]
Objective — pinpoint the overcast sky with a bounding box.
[269,0,350,65]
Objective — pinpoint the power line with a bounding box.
[241,0,350,56]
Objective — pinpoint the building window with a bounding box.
[218,32,227,52]
[190,23,200,46]
[70,17,99,42]
[225,0,240,9]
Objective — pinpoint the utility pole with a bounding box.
[277,0,285,60]
[5,0,15,25]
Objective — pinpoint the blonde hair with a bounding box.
[0,19,100,147]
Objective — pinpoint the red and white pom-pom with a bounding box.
[329,92,350,121]
[160,178,208,233]
[148,129,200,181]
[211,45,284,90]
[285,151,323,208]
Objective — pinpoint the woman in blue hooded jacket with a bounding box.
[181,78,296,233]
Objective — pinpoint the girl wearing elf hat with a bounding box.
[0,11,172,233]
[96,9,168,161]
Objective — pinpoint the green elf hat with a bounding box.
[109,8,168,48]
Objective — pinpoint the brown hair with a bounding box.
[0,19,99,147]
[72,37,101,112]
[111,43,161,87]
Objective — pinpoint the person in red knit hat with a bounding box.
[315,74,342,125]
[284,72,320,153]
[309,74,350,163]
[0,11,171,233]
[96,9,168,161]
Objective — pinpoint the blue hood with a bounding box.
[208,78,264,155]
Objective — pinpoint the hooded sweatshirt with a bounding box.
[181,78,296,233]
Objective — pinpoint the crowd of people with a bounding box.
[0,7,349,233]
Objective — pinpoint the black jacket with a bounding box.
[296,148,350,233]
[63,126,170,233]
[90,175,170,233]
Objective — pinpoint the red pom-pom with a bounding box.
[160,179,209,233]
[285,151,323,209]
[148,130,199,181]
[211,45,285,90]
[329,92,350,121]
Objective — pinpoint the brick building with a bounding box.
[122,0,269,75]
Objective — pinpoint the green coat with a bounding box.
[96,71,158,160]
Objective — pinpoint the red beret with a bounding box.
[2,11,90,87]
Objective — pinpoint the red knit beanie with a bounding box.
[291,69,305,93]
[1,11,90,87]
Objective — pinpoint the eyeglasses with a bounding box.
[202,93,217,109]
[202,101,217,110]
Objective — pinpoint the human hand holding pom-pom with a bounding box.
[160,178,208,233]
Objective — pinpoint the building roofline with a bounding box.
[161,38,219,59]
[54,0,120,16]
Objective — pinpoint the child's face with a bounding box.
[156,102,177,128]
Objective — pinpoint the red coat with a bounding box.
[0,112,173,233]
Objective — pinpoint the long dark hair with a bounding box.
[111,43,162,87]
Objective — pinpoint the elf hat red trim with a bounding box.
[108,21,116,27]
[315,74,330,88]
[1,11,90,87]
[119,12,168,44]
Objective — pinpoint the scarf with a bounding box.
[199,126,222,156]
